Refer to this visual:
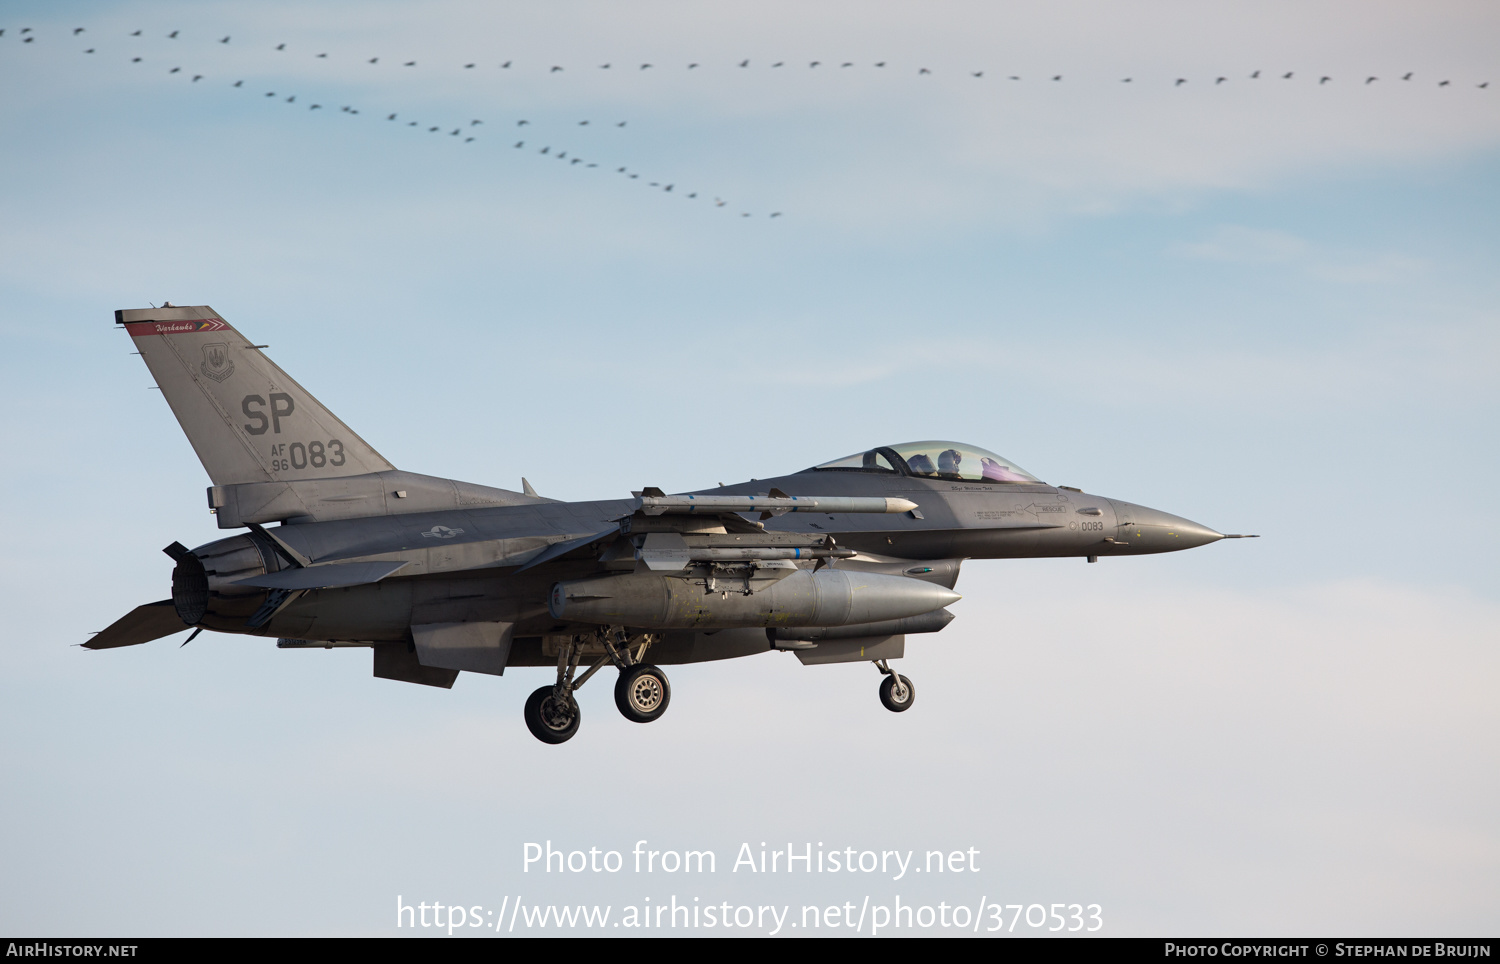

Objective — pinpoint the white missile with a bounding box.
[636,494,918,516]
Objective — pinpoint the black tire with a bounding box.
[614,664,671,723]
[879,674,915,713]
[524,686,580,744]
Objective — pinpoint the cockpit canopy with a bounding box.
[810,440,1043,484]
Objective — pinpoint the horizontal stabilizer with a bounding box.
[85,600,187,649]
[234,560,409,590]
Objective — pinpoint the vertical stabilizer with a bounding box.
[118,305,394,486]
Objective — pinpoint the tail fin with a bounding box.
[118,305,393,485]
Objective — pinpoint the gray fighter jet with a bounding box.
[90,305,1254,743]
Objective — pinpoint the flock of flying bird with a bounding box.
[5,23,1494,219]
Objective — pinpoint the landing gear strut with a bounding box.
[874,659,915,713]
[522,629,669,744]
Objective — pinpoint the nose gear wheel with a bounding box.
[873,658,915,712]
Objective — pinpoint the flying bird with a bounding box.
[1121,77,1132,83]
[1439,79,1450,86]
[688,63,698,69]
[233,80,242,86]
[600,63,611,69]
[919,68,931,75]
[1216,77,1227,84]
[517,119,529,126]
[810,61,820,68]
[1366,76,1378,84]
[515,141,524,148]
[1052,75,1062,81]
[429,126,439,132]
[388,113,397,120]
[220,36,230,44]
[74,27,84,35]
[772,62,784,67]
[616,121,626,127]
[132,30,142,36]
[132,57,142,62]
[972,71,983,78]
[1175,78,1186,86]
[84,48,94,53]
[317,53,327,58]
[1282,72,1293,79]
[1402,72,1413,80]
[404,61,415,66]
[450,129,459,135]
[369,57,378,64]
[276,43,285,50]
[501,61,511,68]
[578,120,589,125]
[739,60,749,67]
[550,65,563,72]
[471,119,482,125]
[193,75,201,82]
[310,104,321,110]
[168,31,178,39]
[640,63,652,69]
[842,62,853,68]
[286,96,295,103]
[770,212,782,217]
[1319,76,1331,84]
[875,62,886,67]
[465,63,474,69]
[170,67,180,73]
[1250,70,1261,78]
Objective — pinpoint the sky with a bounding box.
[0,0,1496,937]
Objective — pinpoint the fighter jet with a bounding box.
[90,306,1253,744]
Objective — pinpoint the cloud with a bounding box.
[1171,225,1431,284]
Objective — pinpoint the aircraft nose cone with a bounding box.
[1110,500,1223,551]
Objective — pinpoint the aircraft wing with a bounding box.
[84,600,188,649]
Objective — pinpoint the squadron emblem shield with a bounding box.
[199,343,235,382]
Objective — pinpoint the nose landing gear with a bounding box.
[874,659,915,712]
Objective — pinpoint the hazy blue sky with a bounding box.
[1,0,1496,936]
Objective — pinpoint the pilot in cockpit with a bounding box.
[937,448,963,479]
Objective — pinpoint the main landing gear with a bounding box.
[523,629,670,744]
[874,659,915,713]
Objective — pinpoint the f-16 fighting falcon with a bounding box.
[89,305,1255,743]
